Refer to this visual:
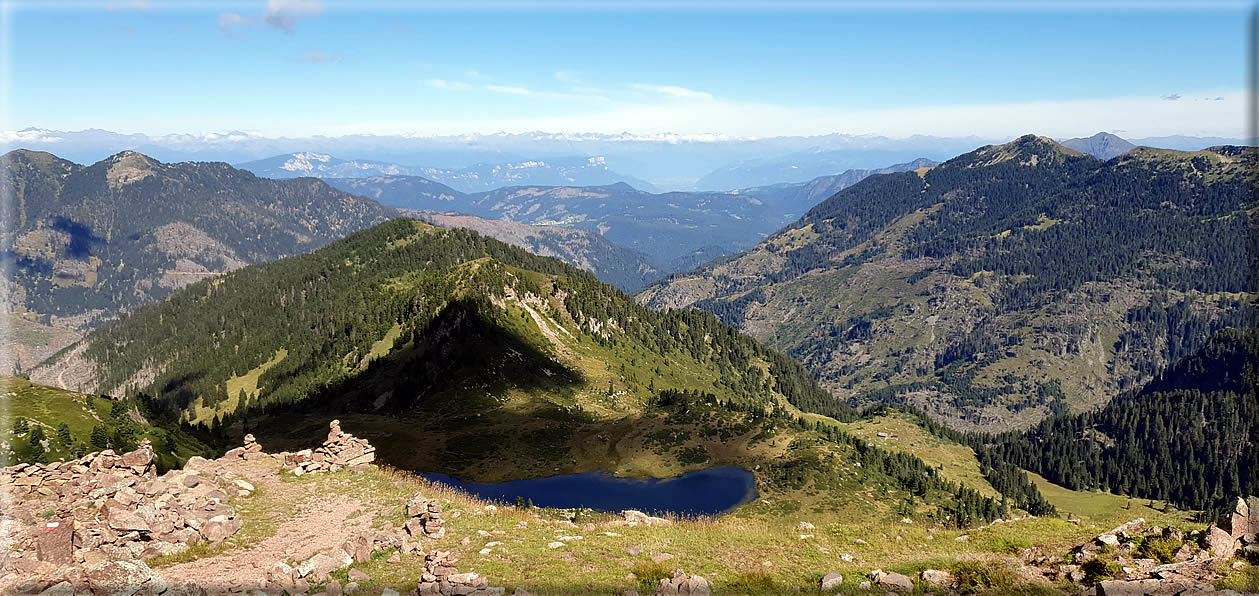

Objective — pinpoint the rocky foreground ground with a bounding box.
[2,422,1256,595]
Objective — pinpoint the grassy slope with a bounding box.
[0,376,209,468]
[160,462,1218,595]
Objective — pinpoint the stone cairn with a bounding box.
[654,569,710,595]
[405,495,447,541]
[0,439,251,595]
[222,433,264,461]
[417,550,504,595]
[284,420,376,476]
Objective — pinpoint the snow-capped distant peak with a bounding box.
[281,152,334,172]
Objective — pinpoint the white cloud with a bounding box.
[554,71,577,82]
[464,69,491,81]
[629,84,714,100]
[216,12,255,38]
[264,0,323,31]
[332,88,1246,140]
[485,85,536,97]
[426,79,470,89]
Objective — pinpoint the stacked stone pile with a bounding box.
[654,569,710,595]
[404,495,447,541]
[0,440,244,572]
[222,434,264,461]
[285,420,376,476]
[417,549,505,595]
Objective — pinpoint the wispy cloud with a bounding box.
[554,71,577,82]
[629,84,714,100]
[264,0,323,32]
[217,12,255,38]
[300,50,342,63]
[1161,93,1182,101]
[464,69,491,81]
[426,79,470,90]
[219,0,321,38]
[485,84,536,97]
[330,89,1245,140]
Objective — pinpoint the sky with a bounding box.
[1,0,1251,139]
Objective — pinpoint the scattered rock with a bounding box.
[348,569,371,582]
[819,572,843,591]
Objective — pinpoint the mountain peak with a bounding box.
[963,134,1085,168]
[1059,132,1137,160]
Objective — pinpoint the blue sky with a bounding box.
[2,1,1249,138]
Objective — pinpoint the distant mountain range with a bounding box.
[640,136,1256,432]
[406,210,661,292]
[323,159,934,267]
[237,153,659,193]
[7,128,1247,190]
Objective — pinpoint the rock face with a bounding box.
[286,420,377,475]
[417,550,505,595]
[655,569,710,595]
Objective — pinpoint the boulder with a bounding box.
[36,519,74,564]
[348,568,371,582]
[84,559,158,596]
[1205,525,1239,558]
[199,518,242,543]
[107,509,151,533]
[819,571,843,590]
[870,569,913,592]
[921,569,952,588]
[623,510,672,527]
[1225,497,1250,539]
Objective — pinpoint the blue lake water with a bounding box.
[422,465,758,517]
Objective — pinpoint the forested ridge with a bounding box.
[641,136,1257,429]
[978,328,1259,519]
[2,148,396,318]
[68,218,848,424]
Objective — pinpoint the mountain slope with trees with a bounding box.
[1,149,399,373]
[29,218,1036,526]
[640,136,1257,431]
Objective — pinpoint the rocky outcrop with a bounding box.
[417,550,505,595]
[0,440,244,573]
[286,420,376,475]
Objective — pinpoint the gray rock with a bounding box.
[921,569,952,588]
[819,572,843,590]
[870,569,913,592]
[1206,525,1239,558]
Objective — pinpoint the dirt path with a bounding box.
[160,459,376,590]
